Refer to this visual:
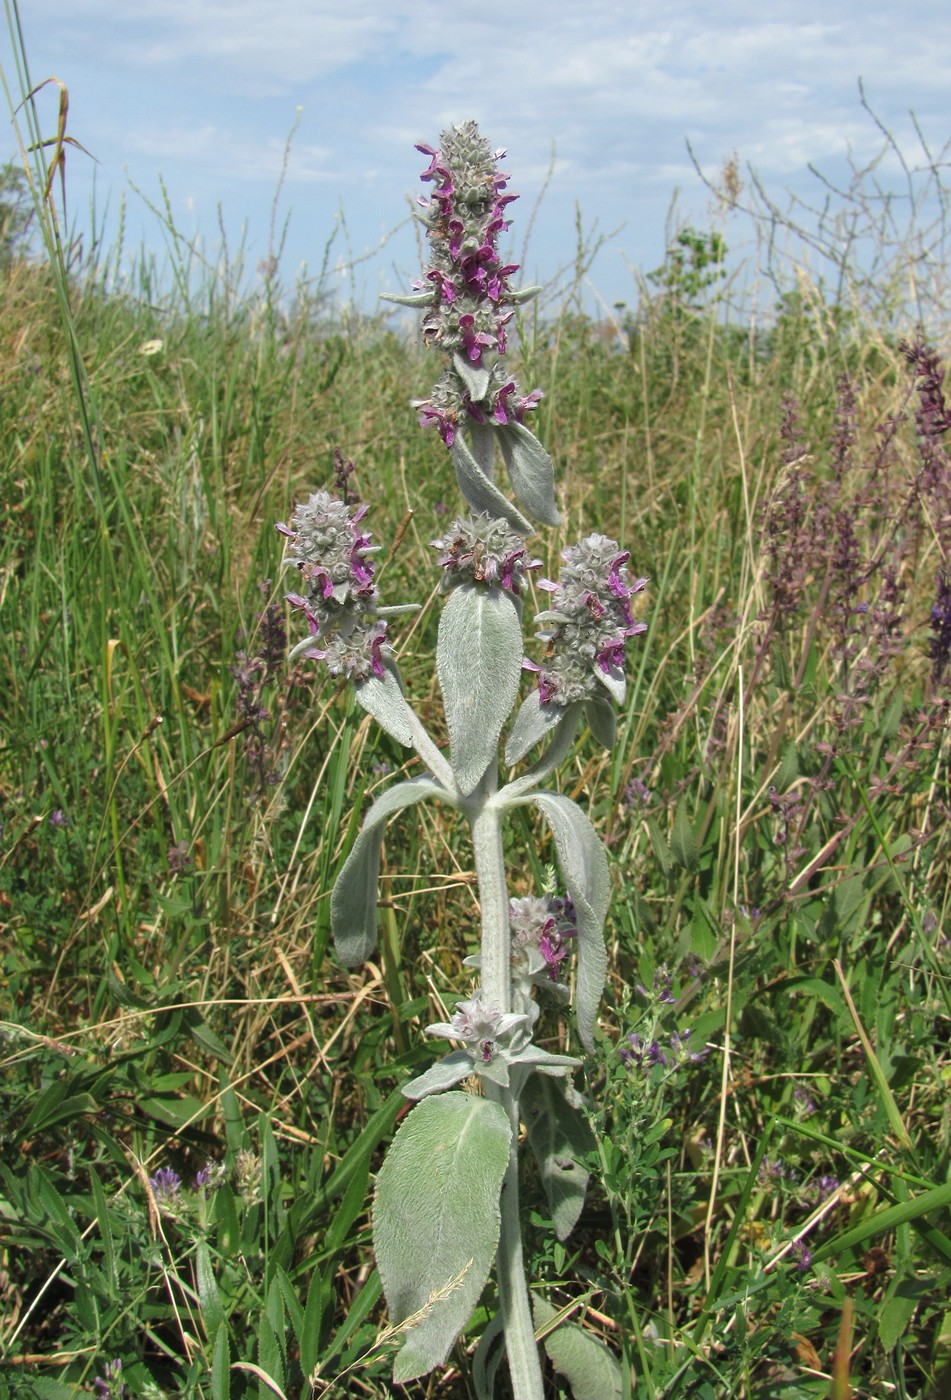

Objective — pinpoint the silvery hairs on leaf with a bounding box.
[437,583,523,796]
[528,793,610,1051]
[331,777,452,966]
[374,1092,511,1383]
[399,121,559,530]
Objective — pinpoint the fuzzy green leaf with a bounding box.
[497,421,561,526]
[533,1297,623,1399]
[196,1241,227,1340]
[437,584,523,796]
[452,434,532,533]
[523,1075,596,1241]
[374,1092,511,1383]
[211,1322,231,1400]
[532,792,610,1049]
[331,778,449,965]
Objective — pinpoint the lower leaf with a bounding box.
[374,1092,512,1382]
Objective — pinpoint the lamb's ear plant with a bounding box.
[278,122,644,1398]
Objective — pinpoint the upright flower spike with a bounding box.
[531,534,648,708]
[278,486,423,747]
[315,127,630,1399]
[388,121,560,529]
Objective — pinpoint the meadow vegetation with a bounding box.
[0,119,949,1399]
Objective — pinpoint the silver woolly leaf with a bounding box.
[497,422,561,527]
[331,777,451,965]
[452,434,532,535]
[531,792,610,1050]
[402,1051,475,1100]
[354,662,415,747]
[437,584,524,796]
[522,1074,595,1242]
[374,1093,511,1383]
[452,351,492,405]
[504,692,566,766]
[584,695,617,750]
[593,659,627,706]
[532,1296,623,1399]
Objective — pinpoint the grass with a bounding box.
[0,113,950,1400]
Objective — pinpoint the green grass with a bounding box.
[0,132,950,1400]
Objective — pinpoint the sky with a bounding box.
[3,0,950,318]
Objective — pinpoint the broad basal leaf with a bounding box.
[374,1092,512,1383]
[437,584,523,796]
[331,778,449,965]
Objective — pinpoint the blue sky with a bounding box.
[3,0,949,316]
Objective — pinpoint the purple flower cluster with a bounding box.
[410,121,542,447]
[509,893,577,993]
[620,1027,708,1070]
[148,1166,181,1201]
[277,491,389,682]
[427,990,531,1065]
[527,535,647,706]
[93,1358,126,1398]
[930,569,951,686]
[635,969,676,1005]
[432,512,541,594]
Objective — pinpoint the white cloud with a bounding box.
[11,0,950,310]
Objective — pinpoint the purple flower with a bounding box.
[278,489,403,684]
[432,513,540,595]
[531,534,647,708]
[635,970,676,1005]
[623,777,652,810]
[929,569,951,685]
[669,1028,709,1063]
[794,1086,816,1117]
[790,1240,813,1272]
[149,1166,182,1201]
[507,893,577,994]
[48,809,69,829]
[93,1359,126,1398]
[417,402,457,446]
[427,990,531,1063]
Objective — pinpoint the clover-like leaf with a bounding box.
[437,584,524,796]
[374,1093,512,1383]
[331,777,450,966]
[532,792,610,1050]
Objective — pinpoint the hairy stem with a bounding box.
[470,767,544,1399]
[470,768,510,1013]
